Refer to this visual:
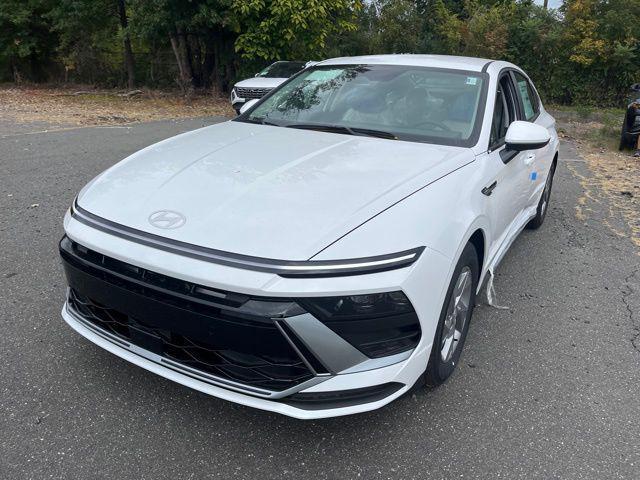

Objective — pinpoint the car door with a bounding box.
[512,71,550,207]
[480,72,532,258]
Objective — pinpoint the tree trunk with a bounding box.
[11,62,22,84]
[202,30,217,90]
[169,28,194,94]
[169,32,184,79]
[178,31,195,85]
[543,0,549,8]
[117,0,135,89]
[212,34,223,92]
[190,34,203,88]
[225,35,238,92]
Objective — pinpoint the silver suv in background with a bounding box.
[230,61,307,114]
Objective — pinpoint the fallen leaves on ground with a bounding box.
[0,84,234,128]
[553,108,640,251]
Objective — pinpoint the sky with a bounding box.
[534,0,563,7]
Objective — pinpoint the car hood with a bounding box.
[77,121,474,260]
[234,77,286,89]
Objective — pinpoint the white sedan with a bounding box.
[60,55,559,419]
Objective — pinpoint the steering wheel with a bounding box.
[412,120,452,132]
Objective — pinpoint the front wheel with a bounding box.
[423,242,479,387]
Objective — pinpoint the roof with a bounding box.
[317,54,494,72]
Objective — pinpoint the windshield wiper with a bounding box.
[286,123,397,140]
[242,116,283,127]
[350,127,398,140]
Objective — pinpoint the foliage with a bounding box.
[0,0,59,82]
[375,0,424,54]
[0,0,638,106]
[46,0,121,84]
[232,0,361,60]
[561,0,640,104]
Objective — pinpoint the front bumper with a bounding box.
[62,305,411,419]
[61,211,447,418]
[230,87,273,112]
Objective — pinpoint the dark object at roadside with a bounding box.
[619,83,640,151]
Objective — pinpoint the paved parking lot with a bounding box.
[1,117,639,479]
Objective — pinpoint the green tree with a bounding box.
[2,0,639,106]
[562,0,640,103]
[377,0,423,53]
[462,0,515,58]
[329,1,380,56]
[506,1,566,102]
[232,0,362,60]
[47,0,121,85]
[129,0,240,91]
[0,0,58,82]
[423,0,464,54]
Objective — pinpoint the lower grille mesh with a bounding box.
[68,289,314,391]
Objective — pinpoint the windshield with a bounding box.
[240,65,487,146]
[257,61,306,78]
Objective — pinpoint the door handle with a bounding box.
[482,181,497,196]
[524,153,536,165]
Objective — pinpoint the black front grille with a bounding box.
[68,290,312,390]
[60,237,316,392]
[235,87,272,99]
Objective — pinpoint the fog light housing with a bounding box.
[299,292,421,358]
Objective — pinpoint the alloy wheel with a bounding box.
[440,266,472,362]
[541,174,552,216]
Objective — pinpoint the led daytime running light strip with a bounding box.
[70,199,424,277]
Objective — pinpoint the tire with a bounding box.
[423,242,479,387]
[526,161,556,230]
[620,119,628,151]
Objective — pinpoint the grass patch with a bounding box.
[549,105,625,151]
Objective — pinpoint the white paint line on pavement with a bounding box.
[0,117,222,139]
[0,124,131,138]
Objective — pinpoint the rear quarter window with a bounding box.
[514,72,540,121]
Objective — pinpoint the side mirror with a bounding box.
[505,121,551,152]
[239,98,259,115]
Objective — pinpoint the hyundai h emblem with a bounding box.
[148,210,186,229]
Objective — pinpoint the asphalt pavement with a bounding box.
[1,117,639,479]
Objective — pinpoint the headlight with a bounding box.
[230,291,421,359]
[302,291,414,318]
[300,291,421,358]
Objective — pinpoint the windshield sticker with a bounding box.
[466,77,478,86]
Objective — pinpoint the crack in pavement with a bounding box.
[622,268,640,353]
[564,144,640,354]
